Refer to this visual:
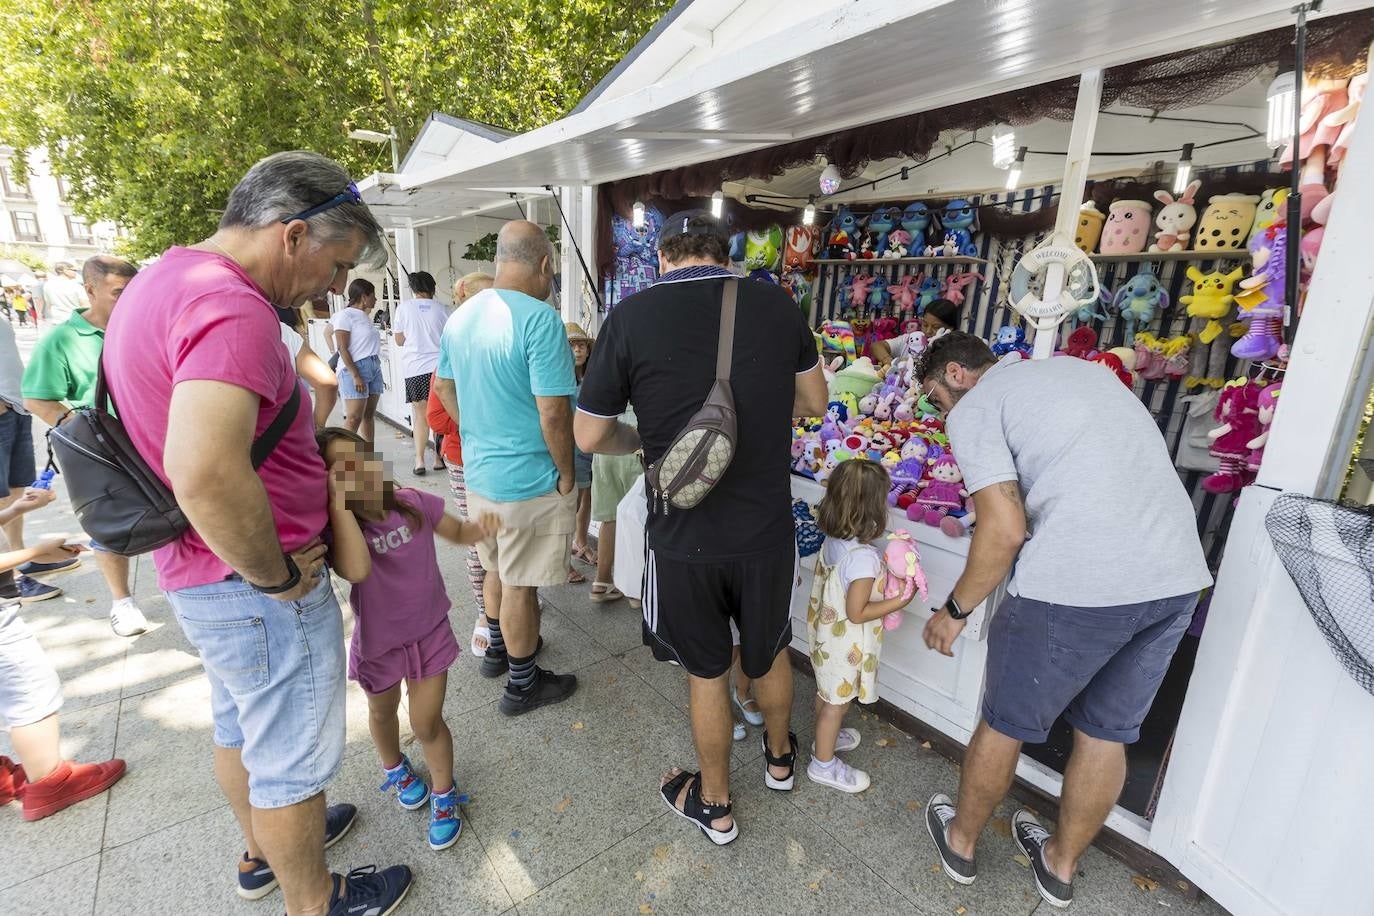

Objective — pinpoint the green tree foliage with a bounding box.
[0,0,670,258]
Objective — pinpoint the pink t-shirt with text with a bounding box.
[103,247,328,591]
[346,488,453,659]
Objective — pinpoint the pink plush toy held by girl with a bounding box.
[877,530,929,631]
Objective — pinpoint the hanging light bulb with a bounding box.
[802,196,816,226]
[710,190,724,219]
[1173,143,1195,195]
[1266,71,1297,148]
[1005,147,1027,191]
[632,200,646,230]
[990,125,1017,170]
[819,161,842,195]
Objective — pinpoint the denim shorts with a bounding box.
[166,573,346,808]
[0,409,35,498]
[983,592,1197,744]
[338,354,384,399]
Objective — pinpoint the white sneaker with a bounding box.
[110,599,149,637]
[812,728,862,755]
[807,756,871,793]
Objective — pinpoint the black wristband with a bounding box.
[944,595,970,620]
[253,555,301,595]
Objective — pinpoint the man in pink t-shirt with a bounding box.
[104,152,413,916]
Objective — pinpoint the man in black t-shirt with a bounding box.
[575,210,829,845]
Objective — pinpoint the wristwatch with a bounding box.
[253,555,302,595]
[943,594,971,620]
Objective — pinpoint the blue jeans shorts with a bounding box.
[338,354,384,399]
[0,409,35,498]
[166,572,345,808]
[983,592,1197,744]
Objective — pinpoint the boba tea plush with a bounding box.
[1099,199,1153,254]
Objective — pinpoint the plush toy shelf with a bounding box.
[1090,251,1248,263]
[813,256,988,266]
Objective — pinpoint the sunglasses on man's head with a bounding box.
[280,183,363,224]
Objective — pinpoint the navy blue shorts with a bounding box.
[0,410,35,499]
[983,593,1197,744]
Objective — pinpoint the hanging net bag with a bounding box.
[1265,494,1374,696]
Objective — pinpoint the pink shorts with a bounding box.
[350,619,460,695]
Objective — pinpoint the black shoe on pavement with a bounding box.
[235,803,360,900]
[480,636,544,679]
[17,575,62,604]
[326,865,412,916]
[1013,808,1073,908]
[324,802,358,849]
[925,793,977,885]
[18,556,82,578]
[499,666,577,717]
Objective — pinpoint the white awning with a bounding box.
[403,0,1372,193]
[357,173,549,229]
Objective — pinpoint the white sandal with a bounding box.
[470,618,490,657]
[589,582,624,603]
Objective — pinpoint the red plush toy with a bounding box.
[1063,326,1099,360]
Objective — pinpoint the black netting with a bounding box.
[1265,494,1374,695]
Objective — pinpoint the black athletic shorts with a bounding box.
[642,541,798,679]
[403,373,432,404]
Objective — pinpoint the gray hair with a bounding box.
[220,151,386,269]
[82,255,137,286]
[495,222,554,271]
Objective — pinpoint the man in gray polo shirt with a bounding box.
[916,332,1211,909]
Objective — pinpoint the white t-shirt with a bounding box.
[331,307,381,361]
[392,297,449,378]
[280,322,304,362]
[44,275,87,323]
[821,537,883,594]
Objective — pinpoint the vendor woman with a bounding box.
[871,298,960,364]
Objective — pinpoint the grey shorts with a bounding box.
[983,592,1197,744]
[0,600,63,728]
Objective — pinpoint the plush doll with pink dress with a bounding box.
[909,456,968,525]
[1246,384,1282,473]
[1203,379,1262,494]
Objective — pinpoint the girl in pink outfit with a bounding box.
[320,427,498,851]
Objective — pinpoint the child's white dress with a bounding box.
[807,538,885,704]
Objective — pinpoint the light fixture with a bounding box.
[1005,146,1027,191]
[632,200,646,229]
[710,190,724,219]
[802,196,816,226]
[819,161,841,195]
[348,126,400,171]
[1173,143,1195,194]
[1266,71,1297,148]
[990,125,1017,170]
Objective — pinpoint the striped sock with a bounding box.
[487,616,505,655]
[508,652,537,690]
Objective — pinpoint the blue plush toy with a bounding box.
[941,199,979,257]
[865,207,901,257]
[901,202,933,251]
[990,325,1031,357]
[728,232,747,263]
[866,275,890,311]
[916,276,943,312]
[793,499,826,558]
[1109,269,1169,344]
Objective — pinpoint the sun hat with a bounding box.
[565,322,593,343]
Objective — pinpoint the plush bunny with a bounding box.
[877,531,929,631]
[1149,180,1201,252]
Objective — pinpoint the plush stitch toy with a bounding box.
[783,225,819,271]
[1149,180,1202,252]
[1245,383,1282,473]
[900,202,934,250]
[890,274,921,314]
[942,271,984,307]
[1075,201,1106,253]
[911,456,968,526]
[941,199,979,256]
[1233,224,1287,361]
[1181,266,1243,343]
[877,531,928,631]
[1109,270,1169,344]
[848,273,875,311]
[1193,193,1260,252]
[1203,378,1261,493]
[866,207,901,256]
[990,325,1031,357]
[866,275,891,311]
[1099,199,1154,254]
[916,276,944,312]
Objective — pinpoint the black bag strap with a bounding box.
[94,353,300,470]
[715,279,738,383]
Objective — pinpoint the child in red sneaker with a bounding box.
[0,487,126,820]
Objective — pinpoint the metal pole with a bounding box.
[388,128,400,172]
[1283,3,1315,344]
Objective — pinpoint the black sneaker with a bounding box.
[18,556,82,578]
[235,803,360,899]
[925,794,977,885]
[498,666,577,717]
[1013,809,1073,908]
[326,864,413,916]
[479,636,544,679]
[18,575,62,605]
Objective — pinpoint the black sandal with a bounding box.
[762,731,798,791]
[660,770,738,846]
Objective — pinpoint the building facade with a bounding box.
[0,146,120,269]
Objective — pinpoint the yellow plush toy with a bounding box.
[1181,266,1244,343]
[1193,193,1261,252]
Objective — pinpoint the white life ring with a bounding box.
[1009,231,1101,331]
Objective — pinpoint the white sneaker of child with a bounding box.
[807,755,870,794]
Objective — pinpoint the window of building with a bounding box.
[1,164,31,199]
[66,214,92,242]
[12,211,41,241]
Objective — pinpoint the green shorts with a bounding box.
[591,453,643,523]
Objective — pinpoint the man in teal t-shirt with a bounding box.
[434,220,579,717]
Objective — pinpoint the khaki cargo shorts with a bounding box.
[467,487,577,587]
